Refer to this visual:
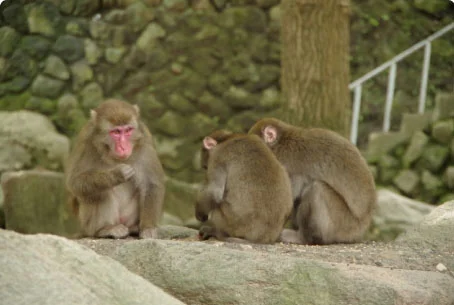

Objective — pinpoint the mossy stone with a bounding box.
[19,36,52,60]
[402,131,429,168]
[25,96,58,114]
[0,91,31,111]
[84,39,103,65]
[0,26,20,57]
[418,144,449,173]
[43,55,70,80]
[24,2,61,37]
[2,4,28,33]
[208,73,231,96]
[421,170,445,202]
[3,77,30,93]
[189,113,218,139]
[393,169,420,196]
[105,47,126,64]
[70,60,94,91]
[155,111,186,137]
[137,23,166,53]
[259,87,281,110]
[125,2,156,32]
[168,93,196,114]
[52,35,84,63]
[30,75,65,99]
[223,86,257,109]
[8,50,38,79]
[197,91,231,120]
[80,82,104,110]
[431,120,454,145]
[89,20,111,40]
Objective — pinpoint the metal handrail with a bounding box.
[349,22,454,144]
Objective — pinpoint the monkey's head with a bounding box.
[90,99,142,161]
[248,117,286,147]
[200,130,233,169]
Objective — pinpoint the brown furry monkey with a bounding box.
[196,131,293,244]
[66,99,165,239]
[249,118,376,245]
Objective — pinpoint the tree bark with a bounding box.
[281,0,351,137]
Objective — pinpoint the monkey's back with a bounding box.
[281,126,376,219]
[210,135,293,243]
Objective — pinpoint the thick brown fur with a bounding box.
[249,118,376,245]
[196,131,293,244]
[66,99,165,239]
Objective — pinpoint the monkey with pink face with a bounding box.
[66,99,165,239]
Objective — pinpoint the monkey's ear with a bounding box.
[203,137,217,150]
[133,104,140,116]
[263,125,277,144]
[90,109,97,121]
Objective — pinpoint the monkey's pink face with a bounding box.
[109,125,135,159]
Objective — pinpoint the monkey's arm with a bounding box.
[195,165,227,222]
[68,164,133,198]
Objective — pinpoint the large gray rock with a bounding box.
[79,237,454,305]
[397,200,454,253]
[1,170,79,237]
[371,189,434,241]
[0,230,186,305]
[0,110,69,172]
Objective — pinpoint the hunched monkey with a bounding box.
[196,132,293,244]
[66,99,165,239]
[249,118,376,245]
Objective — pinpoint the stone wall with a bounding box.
[0,0,282,183]
[367,93,454,204]
[0,0,452,185]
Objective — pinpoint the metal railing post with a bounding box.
[383,64,397,132]
[350,85,362,144]
[348,22,454,144]
[418,42,431,114]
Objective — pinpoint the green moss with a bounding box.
[0,91,31,110]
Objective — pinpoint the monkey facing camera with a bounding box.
[249,118,377,245]
[196,131,293,244]
[66,99,165,239]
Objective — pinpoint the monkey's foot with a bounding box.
[279,229,304,244]
[139,227,158,239]
[97,224,129,239]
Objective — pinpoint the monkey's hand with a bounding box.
[139,227,158,239]
[195,189,217,222]
[113,164,135,184]
[199,225,216,240]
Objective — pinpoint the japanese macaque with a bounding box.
[66,99,165,239]
[249,118,376,245]
[196,131,293,244]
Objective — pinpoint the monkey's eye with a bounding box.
[110,129,121,137]
[125,126,134,135]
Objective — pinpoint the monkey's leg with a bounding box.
[302,180,357,245]
[96,224,129,239]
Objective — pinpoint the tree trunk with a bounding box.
[281,0,351,137]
